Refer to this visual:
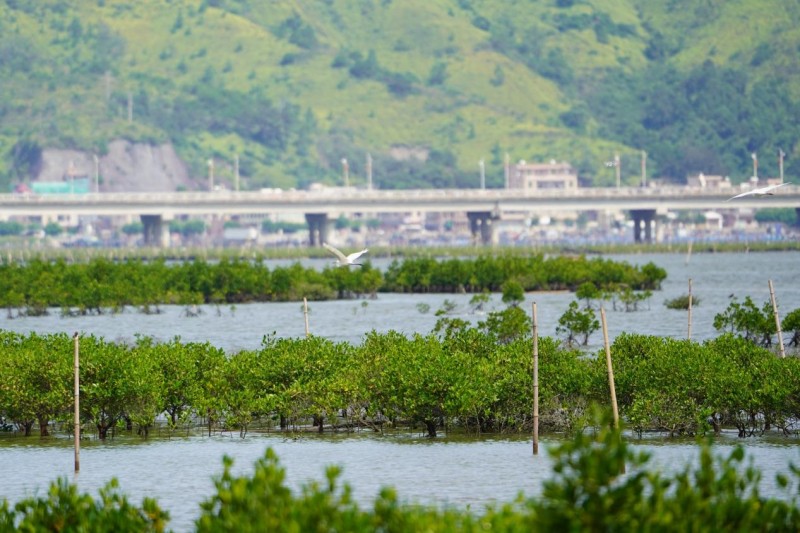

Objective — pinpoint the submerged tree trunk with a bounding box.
[38,416,50,437]
[424,419,437,438]
[313,414,324,433]
[16,419,34,436]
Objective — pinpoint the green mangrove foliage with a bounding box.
[2,325,799,441]
[714,295,779,347]
[0,254,664,316]
[3,417,799,532]
[382,254,666,293]
[665,293,699,309]
[596,333,800,438]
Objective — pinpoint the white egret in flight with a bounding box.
[323,243,369,267]
[726,182,790,201]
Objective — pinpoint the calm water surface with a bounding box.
[2,251,799,351]
[2,432,799,532]
[1,251,799,531]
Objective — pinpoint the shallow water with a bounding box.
[2,251,799,352]
[1,251,799,531]
[2,430,799,532]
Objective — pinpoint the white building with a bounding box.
[509,160,578,192]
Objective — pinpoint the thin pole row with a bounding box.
[687,278,693,340]
[532,302,539,456]
[768,280,785,358]
[73,332,80,474]
[303,297,310,337]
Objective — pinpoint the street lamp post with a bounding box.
[207,159,215,191]
[605,154,621,188]
[641,150,647,188]
[93,155,99,193]
[234,153,240,192]
[366,153,373,190]
[341,158,349,187]
[479,159,485,190]
[504,153,510,189]
[751,152,758,183]
[779,149,785,184]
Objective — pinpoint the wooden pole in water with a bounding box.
[600,308,624,473]
[73,332,80,473]
[768,280,785,358]
[600,308,619,429]
[687,278,693,340]
[303,297,310,337]
[532,302,539,456]
[685,240,693,266]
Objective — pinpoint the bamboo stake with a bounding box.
[687,278,693,340]
[532,302,539,456]
[685,240,693,265]
[768,280,785,358]
[600,308,624,473]
[73,332,80,473]
[303,297,310,337]
[600,308,619,429]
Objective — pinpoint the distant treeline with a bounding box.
[0,255,666,316]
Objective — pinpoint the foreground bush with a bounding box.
[0,478,168,532]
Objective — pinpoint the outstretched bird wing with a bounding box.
[346,249,369,263]
[726,189,755,201]
[727,182,789,201]
[322,242,348,263]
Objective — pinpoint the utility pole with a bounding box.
[127,91,133,123]
[207,159,215,191]
[93,154,99,193]
[504,152,510,189]
[104,71,112,102]
[234,153,240,192]
[606,154,621,188]
[366,153,373,190]
[751,152,758,182]
[479,159,485,189]
[341,158,349,187]
[779,149,785,184]
[641,150,647,188]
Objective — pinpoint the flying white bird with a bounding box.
[726,182,790,201]
[323,242,368,266]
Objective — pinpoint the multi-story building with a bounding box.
[508,160,578,191]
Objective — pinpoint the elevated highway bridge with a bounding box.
[1,185,798,246]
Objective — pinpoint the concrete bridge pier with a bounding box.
[630,209,656,243]
[140,214,171,247]
[467,211,496,245]
[305,213,329,246]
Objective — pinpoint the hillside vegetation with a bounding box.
[1,0,799,191]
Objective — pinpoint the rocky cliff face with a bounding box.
[37,140,195,193]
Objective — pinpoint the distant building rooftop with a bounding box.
[686,173,731,189]
[509,160,578,191]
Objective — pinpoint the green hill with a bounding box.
[1,0,798,191]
